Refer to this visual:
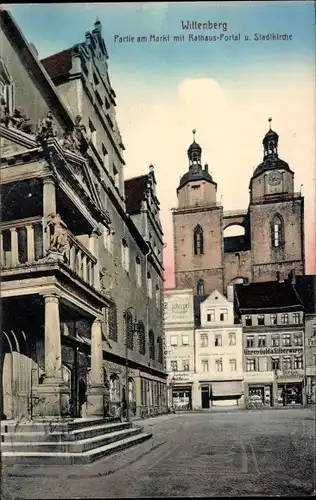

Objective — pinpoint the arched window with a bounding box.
[138,320,146,355]
[194,225,204,255]
[197,279,205,296]
[149,330,155,360]
[157,337,163,363]
[124,311,134,350]
[271,214,284,248]
[110,374,120,402]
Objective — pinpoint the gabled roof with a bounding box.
[294,275,316,315]
[41,48,73,80]
[124,174,149,215]
[235,280,302,312]
[201,289,229,306]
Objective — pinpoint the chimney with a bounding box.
[227,285,234,302]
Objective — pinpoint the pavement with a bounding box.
[2,406,316,498]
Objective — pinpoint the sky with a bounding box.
[6,2,316,286]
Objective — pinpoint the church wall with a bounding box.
[223,250,252,290]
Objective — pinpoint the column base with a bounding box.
[32,379,70,419]
[86,384,105,418]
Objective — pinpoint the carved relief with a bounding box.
[36,111,56,141]
[100,258,119,295]
[0,97,33,133]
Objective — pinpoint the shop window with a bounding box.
[215,335,222,347]
[270,314,277,325]
[201,359,209,372]
[246,336,254,348]
[257,315,265,326]
[246,358,256,372]
[258,335,266,348]
[271,358,280,370]
[200,333,208,347]
[281,313,289,324]
[282,357,292,370]
[271,336,280,347]
[170,360,178,372]
[294,356,303,369]
[293,313,300,324]
[245,316,252,326]
[282,334,291,347]
[215,358,223,372]
[229,333,236,346]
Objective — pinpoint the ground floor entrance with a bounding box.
[172,385,192,410]
[277,383,303,406]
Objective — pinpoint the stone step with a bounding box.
[0,417,120,434]
[2,427,143,453]
[2,432,153,465]
[1,421,132,443]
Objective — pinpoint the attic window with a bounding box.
[191,185,200,190]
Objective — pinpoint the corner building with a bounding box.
[173,125,305,299]
[1,11,167,422]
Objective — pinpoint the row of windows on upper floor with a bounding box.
[246,355,305,372]
[246,333,303,348]
[168,332,237,348]
[193,213,285,256]
[243,313,302,326]
[169,358,239,373]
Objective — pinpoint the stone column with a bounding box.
[134,375,142,417]
[43,178,56,253]
[34,294,70,419]
[89,230,100,290]
[10,228,19,266]
[87,318,104,417]
[26,225,35,263]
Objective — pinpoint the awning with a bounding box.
[212,381,243,397]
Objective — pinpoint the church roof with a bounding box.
[252,157,291,178]
[178,167,216,192]
[235,280,302,313]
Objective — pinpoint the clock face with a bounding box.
[267,171,282,186]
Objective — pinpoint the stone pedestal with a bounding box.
[86,384,105,418]
[33,380,70,419]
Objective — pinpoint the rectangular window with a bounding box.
[229,359,237,372]
[155,285,160,308]
[293,334,303,347]
[271,336,280,347]
[121,239,129,273]
[282,334,291,347]
[170,336,178,346]
[147,273,152,298]
[229,332,236,346]
[258,335,266,348]
[270,314,277,325]
[113,164,120,189]
[206,309,215,322]
[200,333,208,348]
[258,356,268,372]
[170,360,178,372]
[245,316,252,326]
[257,315,265,326]
[281,313,289,324]
[215,359,223,372]
[182,359,190,371]
[246,336,254,348]
[102,144,109,171]
[220,309,228,322]
[88,119,97,147]
[293,313,300,324]
[135,257,142,287]
[201,359,209,372]
[182,335,189,346]
[294,356,303,370]
[215,335,222,347]
[271,357,280,371]
[282,357,292,370]
[246,358,256,372]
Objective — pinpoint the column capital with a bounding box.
[9,227,17,232]
[43,176,56,186]
[93,317,103,326]
[43,294,59,304]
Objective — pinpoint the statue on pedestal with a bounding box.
[36,111,56,141]
[47,213,70,260]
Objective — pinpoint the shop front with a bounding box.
[172,384,192,410]
[276,371,304,406]
[248,384,273,406]
[211,380,244,407]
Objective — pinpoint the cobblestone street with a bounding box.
[2,407,316,498]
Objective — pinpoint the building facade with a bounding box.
[235,278,305,407]
[0,10,167,422]
[193,290,243,409]
[164,289,195,410]
[172,125,305,300]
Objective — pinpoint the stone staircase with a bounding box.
[1,417,152,465]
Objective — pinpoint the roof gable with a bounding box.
[124,174,148,215]
[41,48,73,81]
[201,290,229,307]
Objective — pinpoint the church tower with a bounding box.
[249,118,305,281]
[172,130,224,296]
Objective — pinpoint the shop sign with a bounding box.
[172,373,191,382]
[164,294,194,323]
[244,347,303,356]
[277,370,304,381]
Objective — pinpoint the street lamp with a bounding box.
[123,307,138,422]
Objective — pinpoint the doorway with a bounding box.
[201,386,210,409]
